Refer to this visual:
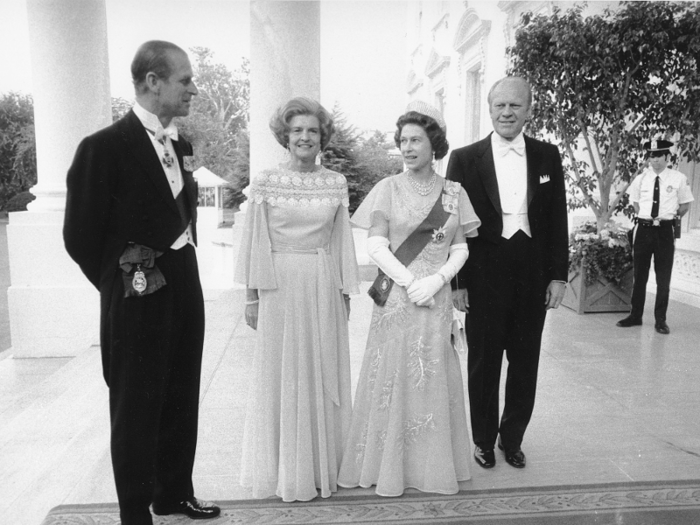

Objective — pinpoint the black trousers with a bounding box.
[630,224,675,322]
[464,231,547,450]
[104,244,205,525]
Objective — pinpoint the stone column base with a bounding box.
[7,211,98,357]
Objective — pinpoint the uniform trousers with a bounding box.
[630,223,675,322]
[464,231,547,451]
[104,244,205,525]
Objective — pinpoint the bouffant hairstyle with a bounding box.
[131,40,186,94]
[394,111,449,160]
[269,97,335,151]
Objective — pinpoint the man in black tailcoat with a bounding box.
[63,41,219,525]
[447,76,569,470]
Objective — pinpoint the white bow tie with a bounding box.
[496,140,524,157]
[153,124,178,142]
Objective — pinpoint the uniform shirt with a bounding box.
[133,102,194,249]
[627,166,694,221]
[492,131,531,238]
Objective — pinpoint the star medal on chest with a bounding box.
[432,226,447,243]
[183,155,196,172]
[132,264,147,294]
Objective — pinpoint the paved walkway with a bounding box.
[1,239,700,525]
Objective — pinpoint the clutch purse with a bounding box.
[367,272,393,307]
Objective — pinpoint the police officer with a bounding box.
[617,139,694,334]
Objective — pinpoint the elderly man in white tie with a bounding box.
[64,41,220,525]
[446,76,569,470]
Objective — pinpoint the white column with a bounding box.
[233,1,321,245]
[7,0,111,357]
[249,0,321,177]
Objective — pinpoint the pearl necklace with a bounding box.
[407,171,437,196]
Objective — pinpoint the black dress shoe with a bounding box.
[616,315,642,328]
[498,439,526,468]
[152,498,221,520]
[655,321,670,334]
[474,446,496,468]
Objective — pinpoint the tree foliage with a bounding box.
[321,104,403,213]
[225,124,249,208]
[0,92,37,210]
[509,1,700,229]
[176,48,250,208]
[112,96,132,122]
[356,129,404,187]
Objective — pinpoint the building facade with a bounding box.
[404,0,700,308]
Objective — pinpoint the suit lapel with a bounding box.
[476,134,502,214]
[525,135,539,207]
[122,110,179,215]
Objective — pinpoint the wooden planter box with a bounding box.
[562,264,634,314]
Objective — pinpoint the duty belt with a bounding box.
[636,218,672,227]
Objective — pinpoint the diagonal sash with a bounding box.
[368,191,451,306]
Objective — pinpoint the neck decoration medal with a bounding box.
[132,264,147,295]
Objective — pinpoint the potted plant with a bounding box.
[562,221,634,314]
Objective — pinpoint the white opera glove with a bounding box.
[407,243,469,307]
[437,243,469,283]
[366,236,415,288]
[407,275,443,306]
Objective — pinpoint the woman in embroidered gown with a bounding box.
[338,102,480,496]
[235,97,360,502]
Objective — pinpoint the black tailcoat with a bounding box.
[447,133,568,450]
[64,109,204,525]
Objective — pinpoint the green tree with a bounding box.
[509,1,700,230]
[224,125,249,208]
[112,96,132,122]
[176,48,250,208]
[321,104,362,211]
[0,92,36,210]
[355,129,403,188]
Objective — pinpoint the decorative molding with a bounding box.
[406,70,423,95]
[453,8,491,54]
[424,47,451,79]
[431,12,449,34]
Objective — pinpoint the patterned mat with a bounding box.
[42,480,700,525]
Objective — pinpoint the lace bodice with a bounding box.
[250,167,350,208]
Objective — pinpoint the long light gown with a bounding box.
[234,166,360,502]
[338,173,480,496]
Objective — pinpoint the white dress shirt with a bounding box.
[132,102,194,249]
[491,132,531,239]
[627,166,695,220]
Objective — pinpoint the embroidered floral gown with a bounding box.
[235,166,360,502]
[338,173,480,496]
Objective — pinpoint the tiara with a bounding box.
[405,100,446,130]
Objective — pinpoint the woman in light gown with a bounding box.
[234,97,360,502]
[338,101,480,496]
